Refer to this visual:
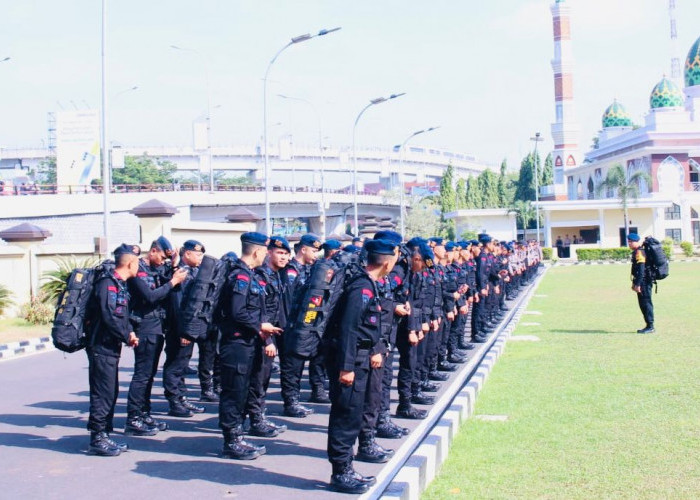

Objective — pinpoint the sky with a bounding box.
[0,0,699,169]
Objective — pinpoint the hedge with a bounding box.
[542,247,553,260]
[576,248,630,261]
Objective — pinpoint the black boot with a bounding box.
[411,391,435,405]
[396,401,428,419]
[355,432,391,463]
[637,324,655,334]
[428,370,449,381]
[200,385,220,402]
[330,462,370,494]
[125,414,158,436]
[447,353,467,364]
[180,396,205,413]
[421,380,440,392]
[248,416,279,438]
[142,412,168,431]
[88,431,121,456]
[283,399,314,418]
[168,398,193,418]
[437,360,457,372]
[104,433,128,452]
[222,427,266,460]
[375,410,408,439]
[262,410,287,434]
[309,387,331,404]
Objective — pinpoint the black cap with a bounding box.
[343,244,362,254]
[114,243,140,259]
[268,236,291,252]
[241,232,269,247]
[182,239,205,252]
[322,239,342,251]
[365,239,397,256]
[300,233,322,249]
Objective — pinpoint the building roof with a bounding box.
[602,100,633,128]
[650,77,684,109]
[686,36,700,88]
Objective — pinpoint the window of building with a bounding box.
[665,203,681,220]
[665,228,682,243]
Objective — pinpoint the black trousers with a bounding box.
[448,313,466,354]
[87,349,120,433]
[245,338,274,420]
[426,322,443,371]
[438,318,452,358]
[162,334,194,401]
[396,328,417,401]
[637,281,654,326]
[219,337,256,433]
[197,328,219,390]
[126,334,165,416]
[472,296,485,338]
[280,349,325,404]
[379,349,394,414]
[327,348,371,468]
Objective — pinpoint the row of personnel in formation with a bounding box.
[85,230,542,494]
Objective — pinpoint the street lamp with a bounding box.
[530,132,545,243]
[263,27,341,235]
[100,0,110,255]
[352,92,406,236]
[395,126,440,238]
[171,44,213,193]
[277,94,328,241]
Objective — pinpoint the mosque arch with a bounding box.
[587,176,594,199]
[657,156,684,195]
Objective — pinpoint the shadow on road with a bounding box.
[0,432,86,455]
[0,413,86,429]
[133,459,329,492]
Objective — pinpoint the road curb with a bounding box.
[372,269,547,500]
[0,335,54,360]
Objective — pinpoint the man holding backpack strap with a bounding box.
[627,233,655,334]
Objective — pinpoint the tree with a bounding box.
[514,152,540,202]
[438,164,456,239]
[510,200,536,241]
[465,175,482,209]
[112,155,178,185]
[497,159,508,207]
[541,153,553,187]
[455,178,467,209]
[596,164,652,238]
[33,157,56,185]
[405,197,441,238]
[477,169,499,208]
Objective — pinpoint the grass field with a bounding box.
[424,262,700,499]
[0,318,50,344]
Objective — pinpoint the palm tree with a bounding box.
[510,200,536,241]
[596,164,652,238]
[0,283,14,316]
[40,255,100,304]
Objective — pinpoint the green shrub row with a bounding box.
[542,247,553,260]
[576,248,630,261]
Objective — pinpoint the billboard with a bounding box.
[56,110,101,187]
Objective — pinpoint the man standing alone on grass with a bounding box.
[627,233,655,334]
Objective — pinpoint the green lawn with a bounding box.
[0,318,50,344]
[424,262,700,500]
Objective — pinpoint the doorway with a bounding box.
[619,227,638,247]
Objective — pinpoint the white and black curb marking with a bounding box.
[0,336,54,361]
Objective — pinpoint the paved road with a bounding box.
[0,337,488,500]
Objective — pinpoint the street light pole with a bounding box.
[263,27,341,236]
[277,94,327,241]
[396,126,440,239]
[100,0,110,256]
[530,132,545,243]
[171,45,213,192]
[352,93,406,236]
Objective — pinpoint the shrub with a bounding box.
[661,238,673,260]
[40,255,100,305]
[0,283,14,316]
[680,241,694,257]
[21,292,54,325]
[542,247,553,260]
[576,248,630,261]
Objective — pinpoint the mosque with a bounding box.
[538,0,700,250]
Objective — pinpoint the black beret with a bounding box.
[322,239,342,251]
[268,236,291,252]
[478,234,492,244]
[445,241,456,251]
[365,239,397,256]
[154,236,173,252]
[114,243,140,259]
[240,232,269,247]
[182,239,205,252]
[342,244,362,254]
[429,237,444,246]
[221,251,238,261]
[406,237,426,249]
[627,233,640,242]
[351,237,362,245]
[374,231,402,245]
[300,233,322,249]
[419,242,435,267]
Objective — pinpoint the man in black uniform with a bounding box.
[162,240,206,417]
[245,236,291,437]
[627,233,655,334]
[86,244,140,456]
[125,237,187,435]
[325,238,398,494]
[218,232,283,460]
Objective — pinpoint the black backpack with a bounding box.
[51,261,114,353]
[642,236,669,281]
[284,251,362,356]
[178,255,234,340]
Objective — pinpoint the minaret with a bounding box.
[550,0,581,196]
[668,0,682,83]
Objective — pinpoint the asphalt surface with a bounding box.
[0,336,489,500]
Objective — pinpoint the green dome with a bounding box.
[649,77,684,109]
[686,36,700,87]
[602,100,633,128]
